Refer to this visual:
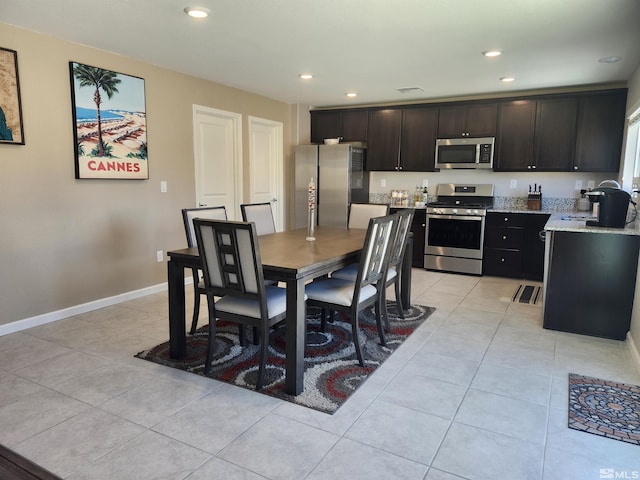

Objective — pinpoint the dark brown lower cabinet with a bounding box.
[543,230,639,340]
[483,212,550,280]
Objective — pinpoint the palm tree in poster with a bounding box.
[73,64,121,157]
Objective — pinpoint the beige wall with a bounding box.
[0,23,292,325]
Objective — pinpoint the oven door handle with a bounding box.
[428,214,484,221]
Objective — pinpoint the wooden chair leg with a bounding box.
[190,269,201,334]
[375,294,387,346]
[394,277,405,319]
[351,312,365,367]
[256,327,269,390]
[204,298,216,375]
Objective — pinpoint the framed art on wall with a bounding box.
[0,47,25,145]
[69,61,148,179]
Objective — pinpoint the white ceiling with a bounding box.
[2,0,640,108]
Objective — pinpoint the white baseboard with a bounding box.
[0,282,170,337]
[628,331,640,377]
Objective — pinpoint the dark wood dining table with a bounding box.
[167,226,412,395]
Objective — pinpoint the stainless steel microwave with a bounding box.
[435,137,495,169]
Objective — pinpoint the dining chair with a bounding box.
[240,202,276,235]
[304,214,399,365]
[347,203,389,229]
[193,218,288,390]
[181,206,227,334]
[331,209,414,332]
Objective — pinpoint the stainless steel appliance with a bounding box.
[425,183,495,275]
[294,144,369,228]
[435,137,495,169]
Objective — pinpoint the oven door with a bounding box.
[425,214,485,259]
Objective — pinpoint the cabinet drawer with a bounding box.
[483,248,523,277]
[484,226,524,249]
[486,212,526,227]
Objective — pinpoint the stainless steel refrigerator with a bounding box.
[294,144,370,228]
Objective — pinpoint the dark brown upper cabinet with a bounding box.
[366,109,402,171]
[400,106,439,172]
[573,90,627,172]
[310,109,368,144]
[437,103,498,138]
[494,100,537,171]
[533,97,578,172]
[366,106,439,172]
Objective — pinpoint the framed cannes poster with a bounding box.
[69,62,148,179]
[0,47,25,145]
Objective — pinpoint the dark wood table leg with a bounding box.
[168,258,186,358]
[285,277,306,395]
[401,235,412,308]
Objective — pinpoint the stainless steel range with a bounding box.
[425,183,495,275]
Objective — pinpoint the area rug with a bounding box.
[136,303,434,414]
[568,373,640,446]
[500,284,542,305]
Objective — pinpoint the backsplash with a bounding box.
[369,193,580,212]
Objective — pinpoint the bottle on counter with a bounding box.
[414,186,422,205]
[422,186,429,204]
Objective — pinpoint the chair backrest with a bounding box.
[348,203,390,229]
[240,203,276,236]
[389,209,414,270]
[182,206,227,248]
[354,214,399,293]
[193,219,268,310]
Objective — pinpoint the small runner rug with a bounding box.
[136,303,434,414]
[568,373,640,446]
[500,284,542,305]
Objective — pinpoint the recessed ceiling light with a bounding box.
[298,74,313,80]
[500,76,515,83]
[346,92,358,98]
[482,50,502,57]
[184,6,210,18]
[599,56,622,64]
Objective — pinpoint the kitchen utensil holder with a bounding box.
[527,193,542,210]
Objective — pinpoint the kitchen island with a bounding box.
[543,214,640,340]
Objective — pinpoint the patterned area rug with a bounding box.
[568,373,640,446]
[500,284,542,305]
[136,303,434,414]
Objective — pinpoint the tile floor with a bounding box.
[1,269,640,479]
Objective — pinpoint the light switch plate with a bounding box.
[510,179,517,189]
[160,181,167,193]
[156,250,163,262]
[381,179,386,187]
[587,180,595,189]
[575,180,582,190]
[422,179,429,188]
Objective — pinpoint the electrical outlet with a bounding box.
[156,250,163,262]
[575,180,582,190]
[587,180,595,189]
[381,178,386,187]
[422,179,429,188]
[510,179,517,189]
[160,181,167,193]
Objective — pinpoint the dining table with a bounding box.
[167,226,412,395]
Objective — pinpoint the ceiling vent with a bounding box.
[396,86,424,94]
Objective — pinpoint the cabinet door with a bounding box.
[437,104,497,138]
[341,110,368,142]
[534,98,577,171]
[574,90,627,172]
[465,104,498,137]
[522,214,550,281]
[310,111,342,144]
[411,209,426,267]
[400,107,439,171]
[366,109,402,171]
[494,100,537,171]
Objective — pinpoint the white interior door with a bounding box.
[248,116,284,230]
[193,105,243,220]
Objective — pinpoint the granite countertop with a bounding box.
[544,212,640,236]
